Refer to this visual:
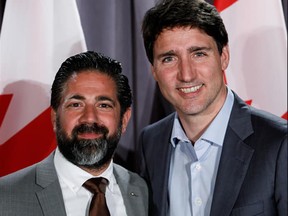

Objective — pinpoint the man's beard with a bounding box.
[56,117,122,170]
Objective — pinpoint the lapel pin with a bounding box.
[130,192,138,197]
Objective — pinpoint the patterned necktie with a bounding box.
[83,177,110,216]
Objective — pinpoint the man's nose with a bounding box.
[79,105,99,124]
[177,57,197,82]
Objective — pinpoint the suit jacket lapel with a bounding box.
[210,93,255,216]
[35,153,67,216]
[121,183,145,216]
[147,113,174,216]
[113,165,148,216]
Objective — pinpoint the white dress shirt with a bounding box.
[168,87,234,216]
[54,148,127,216]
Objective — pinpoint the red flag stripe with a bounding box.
[0,107,56,177]
[0,94,13,128]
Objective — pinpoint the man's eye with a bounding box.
[194,52,206,57]
[99,104,112,109]
[68,103,81,108]
[162,56,174,63]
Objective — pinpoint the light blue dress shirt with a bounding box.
[168,87,234,216]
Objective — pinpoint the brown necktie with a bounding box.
[83,177,110,216]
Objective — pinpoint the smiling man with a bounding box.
[0,51,148,216]
[136,0,287,216]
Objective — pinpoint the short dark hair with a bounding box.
[51,51,132,117]
[142,0,228,64]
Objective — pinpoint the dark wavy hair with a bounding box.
[142,0,228,64]
[51,51,132,117]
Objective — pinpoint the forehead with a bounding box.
[157,27,211,42]
[64,70,117,94]
[154,27,216,51]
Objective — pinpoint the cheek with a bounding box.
[106,117,120,133]
[208,69,225,89]
[105,114,122,135]
[206,60,224,79]
[155,69,174,86]
[58,113,78,136]
[152,64,169,82]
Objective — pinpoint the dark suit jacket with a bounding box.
[0,152,148,216]
[137,93,287,216]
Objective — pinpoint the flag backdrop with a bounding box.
[0,0,87,176]
[214,0,287,119]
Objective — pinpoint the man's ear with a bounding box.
[121,108,132,133]
[221,45,230,71]
[51,108,57,132]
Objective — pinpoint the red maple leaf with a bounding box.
[214,0,238,12]
[281,112,288,120]
[245,100,252,105]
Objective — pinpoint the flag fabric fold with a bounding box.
[214,0,287,119]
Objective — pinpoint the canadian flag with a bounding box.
[214,0,287,119]
[0,0,87,176]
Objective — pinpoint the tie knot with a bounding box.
[83,177,109,194]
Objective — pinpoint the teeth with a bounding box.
[179,84,202,93]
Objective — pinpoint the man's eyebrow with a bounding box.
[67,94,85,100]
[66,95,116,106]
[188,46,212,52]
[156,50,176,59]
[156,46,212,59]
[96,96,116,106]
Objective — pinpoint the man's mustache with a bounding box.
[72,123,109,136]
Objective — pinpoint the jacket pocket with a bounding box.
[230,201,263,216]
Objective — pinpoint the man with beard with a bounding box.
[0,51,148,216]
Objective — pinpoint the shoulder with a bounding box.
[232,92,287,135]
[232,94,287,156]
[143,112,175,131]
[0,153,56,191]
[248,107,287,157]
[140,112,175,140]
[249,106,287,133]
[0,153,61,215]
[0,163,37,188]
[0,162,39,211]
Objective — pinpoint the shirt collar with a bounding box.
[54,147,115,193]
[171,86,234,147]
[170,115,190,147]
